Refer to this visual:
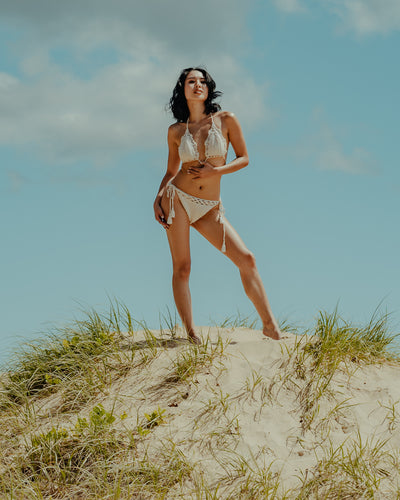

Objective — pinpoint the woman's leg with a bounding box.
[161,191,200,343]
[193,209,281,340]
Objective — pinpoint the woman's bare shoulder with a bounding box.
[216,111,241,130]
[168,122,185,142]
[169,121,185,133]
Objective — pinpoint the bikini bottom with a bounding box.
[166,183,226,253]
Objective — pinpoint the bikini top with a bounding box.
[178,114,228,164]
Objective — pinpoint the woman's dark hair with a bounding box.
[168,67,222,122]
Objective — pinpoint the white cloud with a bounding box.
[0,73,19,89]
[272,0,305,13]
[0,0,247,54]
[294,112,377,174]
[0,55,268,164]
[271,0,400,35]
[317,142,375,174]
[0,55,174,163]
[328,0,400,35]
[0,0,271,164]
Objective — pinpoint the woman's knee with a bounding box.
[173,260,191,281]
[237,251,257,271]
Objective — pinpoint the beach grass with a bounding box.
[296,434,399,499]
[1,301,399,498]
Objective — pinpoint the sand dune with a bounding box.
[89,327,400,497]
[2,325,400,498]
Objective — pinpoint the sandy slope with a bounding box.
[72,326,399,497]
[25,326,400,498]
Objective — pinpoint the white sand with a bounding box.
[44,326,400,496]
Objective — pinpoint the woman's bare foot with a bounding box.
[262,322,282,340]
[188,330,201,345]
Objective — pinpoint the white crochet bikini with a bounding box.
[166,114,228,252]
[178,113,227,163]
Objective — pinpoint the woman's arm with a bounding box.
[216,112,249,175]
[153,125,181,227]
[187,112,249,179]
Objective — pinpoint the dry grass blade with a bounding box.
[1,305,399,499]
[297,435,397,499]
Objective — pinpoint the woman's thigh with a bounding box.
[160,190,191,265]
[192,207,252,267]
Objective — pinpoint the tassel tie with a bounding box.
[218,202,226,253]
[166,183,175,225]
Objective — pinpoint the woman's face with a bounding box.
[184,70,208,103]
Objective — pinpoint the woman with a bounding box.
[154,67,282,344]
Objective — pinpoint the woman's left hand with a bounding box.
[187,161,220,180]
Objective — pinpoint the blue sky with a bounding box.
[1,0,399,364]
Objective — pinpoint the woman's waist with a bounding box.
[171,172,221,200]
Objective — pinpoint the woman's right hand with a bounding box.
[154,200,169,229]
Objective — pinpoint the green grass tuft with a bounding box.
[1,304,399,499]
[310,306,398,367]
[0,300,145,411]
[270,307,399,432]
[170,334,228,382]
[297,434,398,499]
